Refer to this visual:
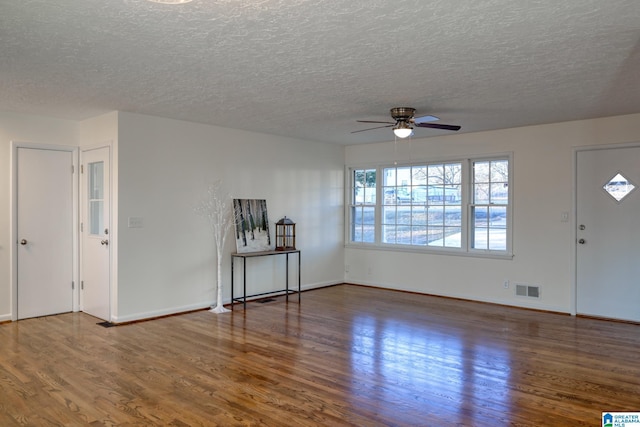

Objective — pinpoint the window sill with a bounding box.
[344,242,514,260]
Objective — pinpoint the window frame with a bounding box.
[345,154,513,259]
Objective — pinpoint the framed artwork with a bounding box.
[233,199,272,253]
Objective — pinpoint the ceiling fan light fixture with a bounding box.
[393,121,413,138]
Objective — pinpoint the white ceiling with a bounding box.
[1,0,639,144]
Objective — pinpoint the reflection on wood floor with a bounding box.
[1,284,639,426]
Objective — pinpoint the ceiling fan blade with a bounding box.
[357,120,395,125]
[413,115,439,124]
[351,124,395,134]
[415,122,461,131]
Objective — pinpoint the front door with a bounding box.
[81,146,111,321]
[17,147,74,319]
[576,145,640,322]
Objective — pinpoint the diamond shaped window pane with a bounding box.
[603,172,636,203]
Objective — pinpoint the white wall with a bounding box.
[0,111,78,321]
[1,110,344,323]
[114,112,345,322]
[345,113,640,313]
[3,110,638,322]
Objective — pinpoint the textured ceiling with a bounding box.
[1,0,639,144]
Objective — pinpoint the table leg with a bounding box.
[243,257,247,309]
[231,255,234,311]
[298,251,301,302]
[285,253,289,302]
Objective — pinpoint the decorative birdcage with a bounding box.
[275,216,296,251]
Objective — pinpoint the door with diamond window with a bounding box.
[576,145,640,322]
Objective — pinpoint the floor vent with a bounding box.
[97,321,116,328]
[515,284,540,298]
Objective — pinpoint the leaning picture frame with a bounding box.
[232,199,272,253]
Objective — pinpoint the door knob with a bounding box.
[101,240,109,246]
[578,238,586,245]
[20,239,27,245]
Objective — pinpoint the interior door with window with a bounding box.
[576,145,640,322]
[81,146,111,321]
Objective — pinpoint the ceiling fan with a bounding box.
[353,107,461,138]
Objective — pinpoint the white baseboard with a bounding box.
[344,280,569,314]
[111,302,213,324]
[110,281,342,324]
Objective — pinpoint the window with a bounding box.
[471,159,509,251]
[382,163,462,247]
[347,156,511,257]
[350,168,376,243]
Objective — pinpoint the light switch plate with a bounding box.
[128,217,144,228]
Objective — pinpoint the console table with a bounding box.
[230,249,301,310]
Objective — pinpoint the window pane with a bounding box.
[383,206,397,223]
[444,206,461,226]
[488,229,506,250]
[427,165,443,184]
[474,161,490,183]
[354,169,376,204]
[396,167,411,186]
[89,201,103,235]
[88,161,104,236]
[396,206,411,225]
[427,226,444,246]
[364,186,376,204]
[361,225,375,243]
[473,206,489,227]
[412,205,427,226]
[490,206,507,223]
[428,206,444,226]
[89,161,104,199]
[383,187,396,204]
[383,225,396,244]
[412,166,427,185]
[397,225,411,245]
[444,227,462,247]
[473,228,489,250]
[491,160,509,182]
[413,185,427,204]
[490,183,508,204]
[412,226,427,245]
[474,183,490,204]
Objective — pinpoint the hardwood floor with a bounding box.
[1,284,639,426]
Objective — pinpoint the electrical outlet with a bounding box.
[345,264,350,273]
[503,280,509,289]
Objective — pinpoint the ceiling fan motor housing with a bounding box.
[390,107,416,121]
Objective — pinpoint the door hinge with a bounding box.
[81,281,84,290]
[72,165,75,174]
[80,164,84,174]
[80,222,83,232]
[72,281,75,290]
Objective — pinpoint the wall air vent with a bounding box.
[515,284,540,298]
